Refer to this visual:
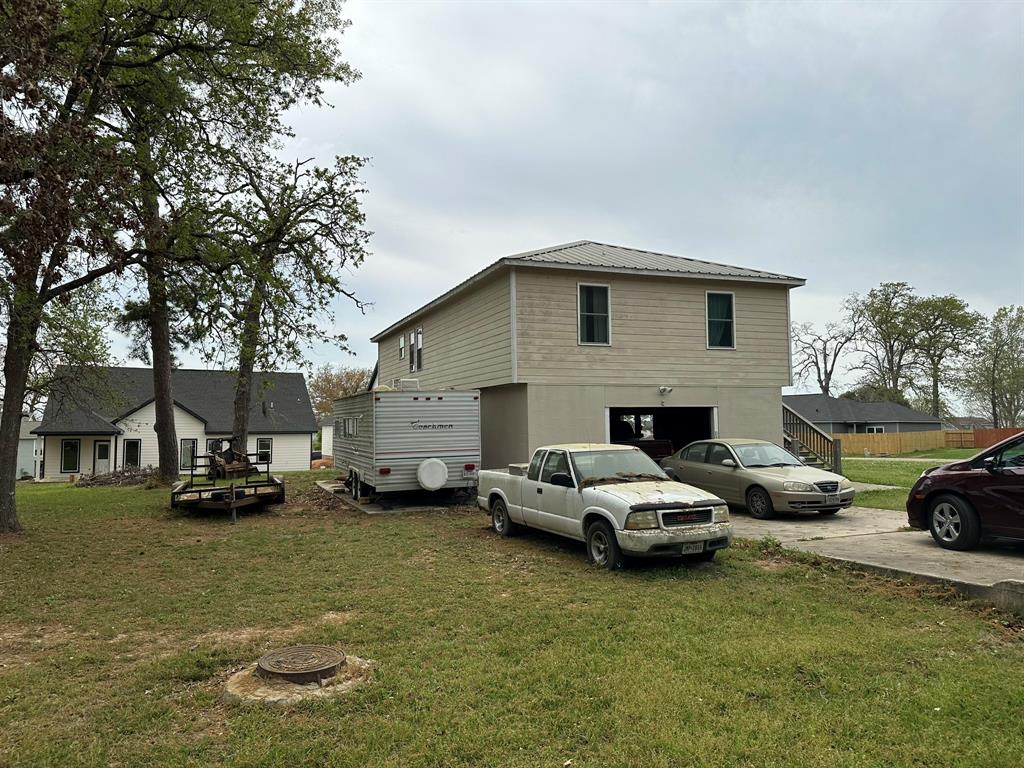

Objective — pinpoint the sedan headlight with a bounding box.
[840,478,853,490]
[712,505,730,523]
[783,481,815,492]
[624,510,659,530]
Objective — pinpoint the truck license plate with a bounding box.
[826,493,840,505]
[680,542,704,554]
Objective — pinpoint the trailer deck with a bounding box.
[170,451,285,522]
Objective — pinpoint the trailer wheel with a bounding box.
[350,471,361,501]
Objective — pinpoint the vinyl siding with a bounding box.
[245,433,311,472]
[115,401,206,470]
[515,268,792,387]
[376,272,513,390]
[42,435,115,480]
[320,424,334,456]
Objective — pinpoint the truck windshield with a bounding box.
[571,449,669,487]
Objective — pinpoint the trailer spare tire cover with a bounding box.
[417,458,448,491]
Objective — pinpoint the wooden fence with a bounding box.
[974,428,1024,450]
[944,430,974,449]
[833,430,946,457]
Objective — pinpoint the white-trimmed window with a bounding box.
[399,335,406,360]
[123,439,141,468]
[256,437,273,464]
[179,438,197,470]
[706,291,735,349]
[61,439,80,473]
[578,284,610,345]
[866,426,885,434]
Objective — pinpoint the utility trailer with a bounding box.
[332,389,481,498]
[170,444,285,522]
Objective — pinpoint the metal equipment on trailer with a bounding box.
[170,439,285,522]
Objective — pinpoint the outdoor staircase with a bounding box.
[783,404,842,474]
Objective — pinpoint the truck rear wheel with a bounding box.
[491,498,519,537]
[586,520,624,570]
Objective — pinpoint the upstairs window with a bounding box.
[399,335,406,360]
[408,329,424,373]
[578,284,610,345]
[706,292,735,349]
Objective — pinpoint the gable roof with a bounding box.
[783,393,942,425]
[19,419,41,441]
[34,367,316,436]
[371,240,804,341]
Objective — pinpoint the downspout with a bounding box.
[509,267,518,384]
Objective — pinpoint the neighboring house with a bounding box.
[371,240,804,469]
[783,393,942,434]
[319,416,334,457]
[948,416,995,431]
[32,367,316,480]
[18,418,43,479]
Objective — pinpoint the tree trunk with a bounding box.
[147,257,179,483]
[138,139,178,484]
[930,362,941,418]
[231,276,267,456]
[0,288,42,533]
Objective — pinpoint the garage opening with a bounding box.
[608,407,715,460]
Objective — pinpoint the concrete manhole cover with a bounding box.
[257,645,346,684]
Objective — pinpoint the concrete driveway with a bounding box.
[731,507,1024,615]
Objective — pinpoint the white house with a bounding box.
[33,367,317,479]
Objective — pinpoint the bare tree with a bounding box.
[791,320,859,396]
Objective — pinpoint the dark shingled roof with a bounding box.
[33,367,316,435]
[783,393,942,425]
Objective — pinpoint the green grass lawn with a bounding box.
[2,474,1023,767]
[895,448,979,460]
[842,460,933,511]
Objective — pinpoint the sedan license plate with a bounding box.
[826,493,840,505]
[680,542,704,555]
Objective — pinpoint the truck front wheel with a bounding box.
[491,498,519,537]
[586,520,624,570]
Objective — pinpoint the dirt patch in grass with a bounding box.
[222,654,375,706]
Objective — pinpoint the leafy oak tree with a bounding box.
[308,364,373,417]
[957,306,1024,428]
[911,294,982,418]
[847,282,923,399]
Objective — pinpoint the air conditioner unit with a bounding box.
[391,378,421,391]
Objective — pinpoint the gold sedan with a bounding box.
[660,438,855,519]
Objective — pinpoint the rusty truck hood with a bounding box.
[587,480,718,506]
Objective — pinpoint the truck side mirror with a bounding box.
[549,472,575,488]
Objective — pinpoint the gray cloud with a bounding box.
[276,1,1023,375]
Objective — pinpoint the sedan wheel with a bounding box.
[928,494,981,551]
[746,487,776,520]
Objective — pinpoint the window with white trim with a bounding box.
[123,439,141,468]
[61,439,80,473]
[706,292,735,349]
[256,437,273,464]
[578,284,610,345]
[415,328,423,371]
[399,335,406,360]
[865,426,885,434]
[179,438,197,470]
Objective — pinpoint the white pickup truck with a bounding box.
[477,443,733,569]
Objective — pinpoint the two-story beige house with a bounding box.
[371,241,804,469]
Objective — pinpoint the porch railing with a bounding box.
[783,404,842,474]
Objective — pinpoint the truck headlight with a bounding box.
[783,481,814,492]
[839,478,853,490]
[624,510,659,530]
[712,505,730,523]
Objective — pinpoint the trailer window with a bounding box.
[527,450,546,481]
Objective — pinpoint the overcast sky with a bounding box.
[181,0,1024,393]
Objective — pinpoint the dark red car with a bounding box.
[907,431,1024,549]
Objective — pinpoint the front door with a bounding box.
[94,441,111,475]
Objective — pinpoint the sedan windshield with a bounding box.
[571,449,669,487]
[733,442,801,468]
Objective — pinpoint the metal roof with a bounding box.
[371,240,804,341]
[34,367,317,435]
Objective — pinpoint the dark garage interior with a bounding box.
[609,407,715,459]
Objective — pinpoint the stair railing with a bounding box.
[783,404,841,473]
